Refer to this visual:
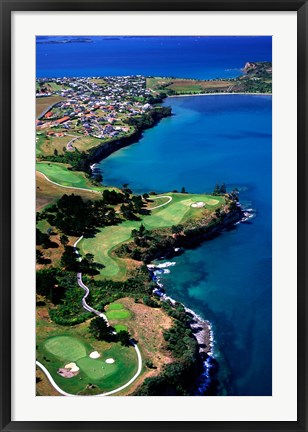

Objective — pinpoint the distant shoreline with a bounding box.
[168,92,272,98]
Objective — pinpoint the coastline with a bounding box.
[147,263,215,395]
[168,92,272,98]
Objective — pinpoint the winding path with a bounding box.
[37,170,173,210]
[36,341,142,397]
[37,236,143,396]
[36,176,173,395]
[66,136,79,151]
[73,236,109,322]
[148,195,172,210]
[37,171,100,194]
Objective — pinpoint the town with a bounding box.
[36,75,158,147]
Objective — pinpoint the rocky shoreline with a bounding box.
[145,203,256,395]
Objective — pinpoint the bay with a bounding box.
[36,36,271,79]
[99,94,272,396]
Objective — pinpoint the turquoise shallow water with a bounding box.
[99,95,272,396]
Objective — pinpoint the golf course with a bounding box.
[37,333,139,395]
[78,192,225,280]
[36,162,103,191]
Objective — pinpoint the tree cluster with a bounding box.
[89,317,131,346]
[213,183,227,196]
[40,194,119,237]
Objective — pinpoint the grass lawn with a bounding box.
[107,303,125,311]
[36,171,102,211]
[36,134,75,156]
[36,95,64,118]
[36,162,102,191]
[37,314,138,395]
[79,193,225,280]
[114,324,128,332]
[44,336,87,361]
[77,356,117,381]
[146,77,233,95]
[106,309,131,320]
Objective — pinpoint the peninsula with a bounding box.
[36,62,270,396]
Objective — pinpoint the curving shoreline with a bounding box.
[168,92,272,98]
[147,263,215,395]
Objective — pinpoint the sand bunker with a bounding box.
[105,358,115,364]
[57,368,76,378]
[89,351,100,359]
[65,362,80,372]
[191,201,205,208]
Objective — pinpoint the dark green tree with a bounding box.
[116,330,131,347]
[89,317,114,342]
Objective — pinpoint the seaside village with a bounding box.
[36,76,154,140]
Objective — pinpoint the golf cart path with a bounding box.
[148,195,172,209]
[36,341,142,397]
[73,236,109,322]
[37,170,100,194]
[37,170,173,211]
[37,236,143,397]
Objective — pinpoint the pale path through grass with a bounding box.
[79,193,224,280]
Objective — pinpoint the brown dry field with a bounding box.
[105,297,175,395]
[36,367,61,396]
[147,77,234,93]
[36,96,64,118]
[118,298,174,372]
[36,171,101,211]
[37,135,73,156]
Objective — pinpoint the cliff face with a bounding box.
[89,108,172,164]
[89,129,143,163]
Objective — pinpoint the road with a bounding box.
[37,100,62,120]
[66,136,79,151]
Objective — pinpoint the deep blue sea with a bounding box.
[99,95,272,396]
[36,36,271,79]
[36,37,272,396]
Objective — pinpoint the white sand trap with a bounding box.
[65,362,80,372]
[89,351,100,359]
[105,358,115,364]
[191,201,205,208]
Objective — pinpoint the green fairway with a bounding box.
[36,162,102,191]
[44,336,87,361]
[79,193,225,280]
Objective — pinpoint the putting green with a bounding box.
[77,357,117,380]
[106,309,131,320]
[44,336,87,361]
[39,335,138,394]
[79,193,225,280]
[206,198,220,205]
[114,324,128,332]
[107,303,124,311]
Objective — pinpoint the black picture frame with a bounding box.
[1,1,307,431]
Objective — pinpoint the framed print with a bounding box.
[1,0,307,431]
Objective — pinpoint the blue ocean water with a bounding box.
[99,95,272,396]
[36,37,272,395]
[36,36,271,79]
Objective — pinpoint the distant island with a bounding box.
[36,62,270,396]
